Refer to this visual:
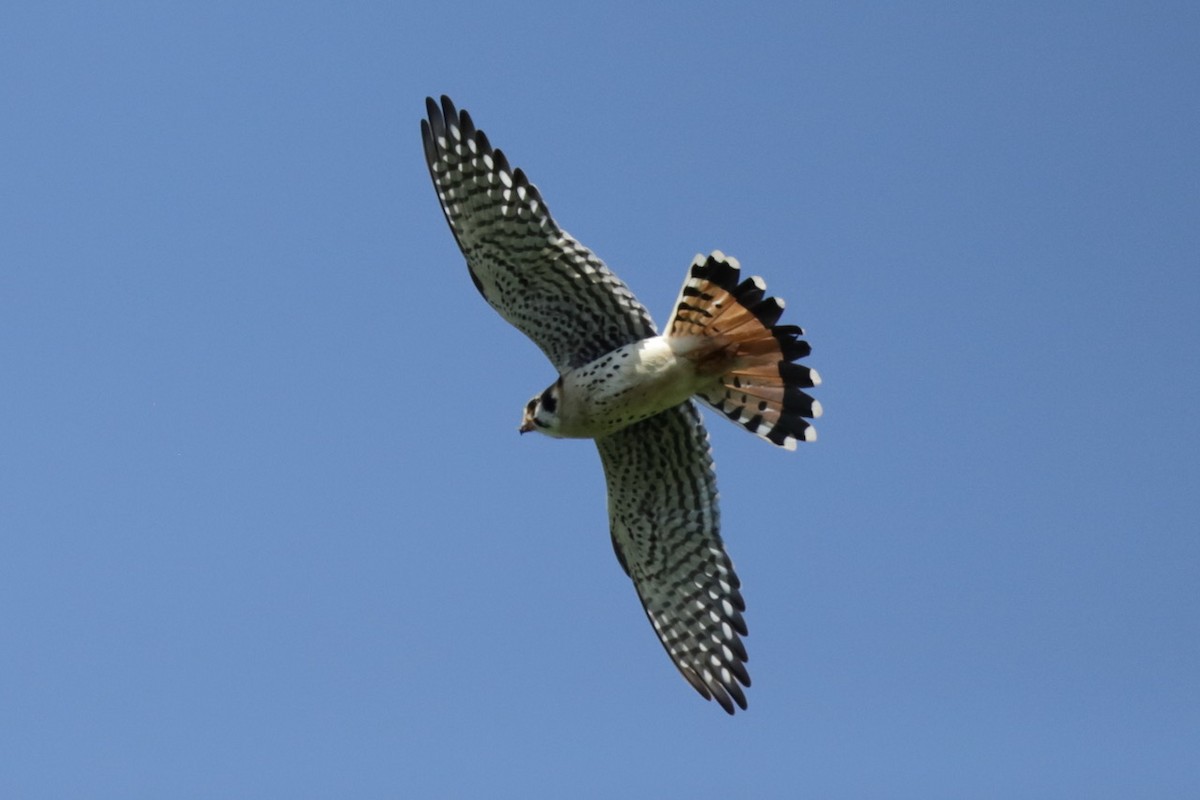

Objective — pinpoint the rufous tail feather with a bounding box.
[667,251,821,450]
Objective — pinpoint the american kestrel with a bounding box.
[421,96,821,714]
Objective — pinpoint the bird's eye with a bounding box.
[539,387,557,413]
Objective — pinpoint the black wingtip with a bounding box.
[420,118,436,165]
[493,147,511,174]
[461,110,479,142]
[439,94,457,125]
[424,96,444,138]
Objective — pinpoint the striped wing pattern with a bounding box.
[596,403,750,714]
[421,96,655,372]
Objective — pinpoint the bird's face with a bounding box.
[519,380,562,436]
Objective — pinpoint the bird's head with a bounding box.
[519,380,563,436]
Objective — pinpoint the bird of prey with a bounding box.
[420,96,821,714]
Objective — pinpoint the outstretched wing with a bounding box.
[421,96,656,373]
[595,402,751,714]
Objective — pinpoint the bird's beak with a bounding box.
[519,420,534,434]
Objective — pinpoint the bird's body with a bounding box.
[526,334,732,439]
[420,96,821,714]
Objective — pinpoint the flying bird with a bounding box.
[420,96,821,714]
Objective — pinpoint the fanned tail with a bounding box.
[667,251,822,450]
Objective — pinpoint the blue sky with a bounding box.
[2,2,1197,797]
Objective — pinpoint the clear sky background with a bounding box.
[2,2,1197,797]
